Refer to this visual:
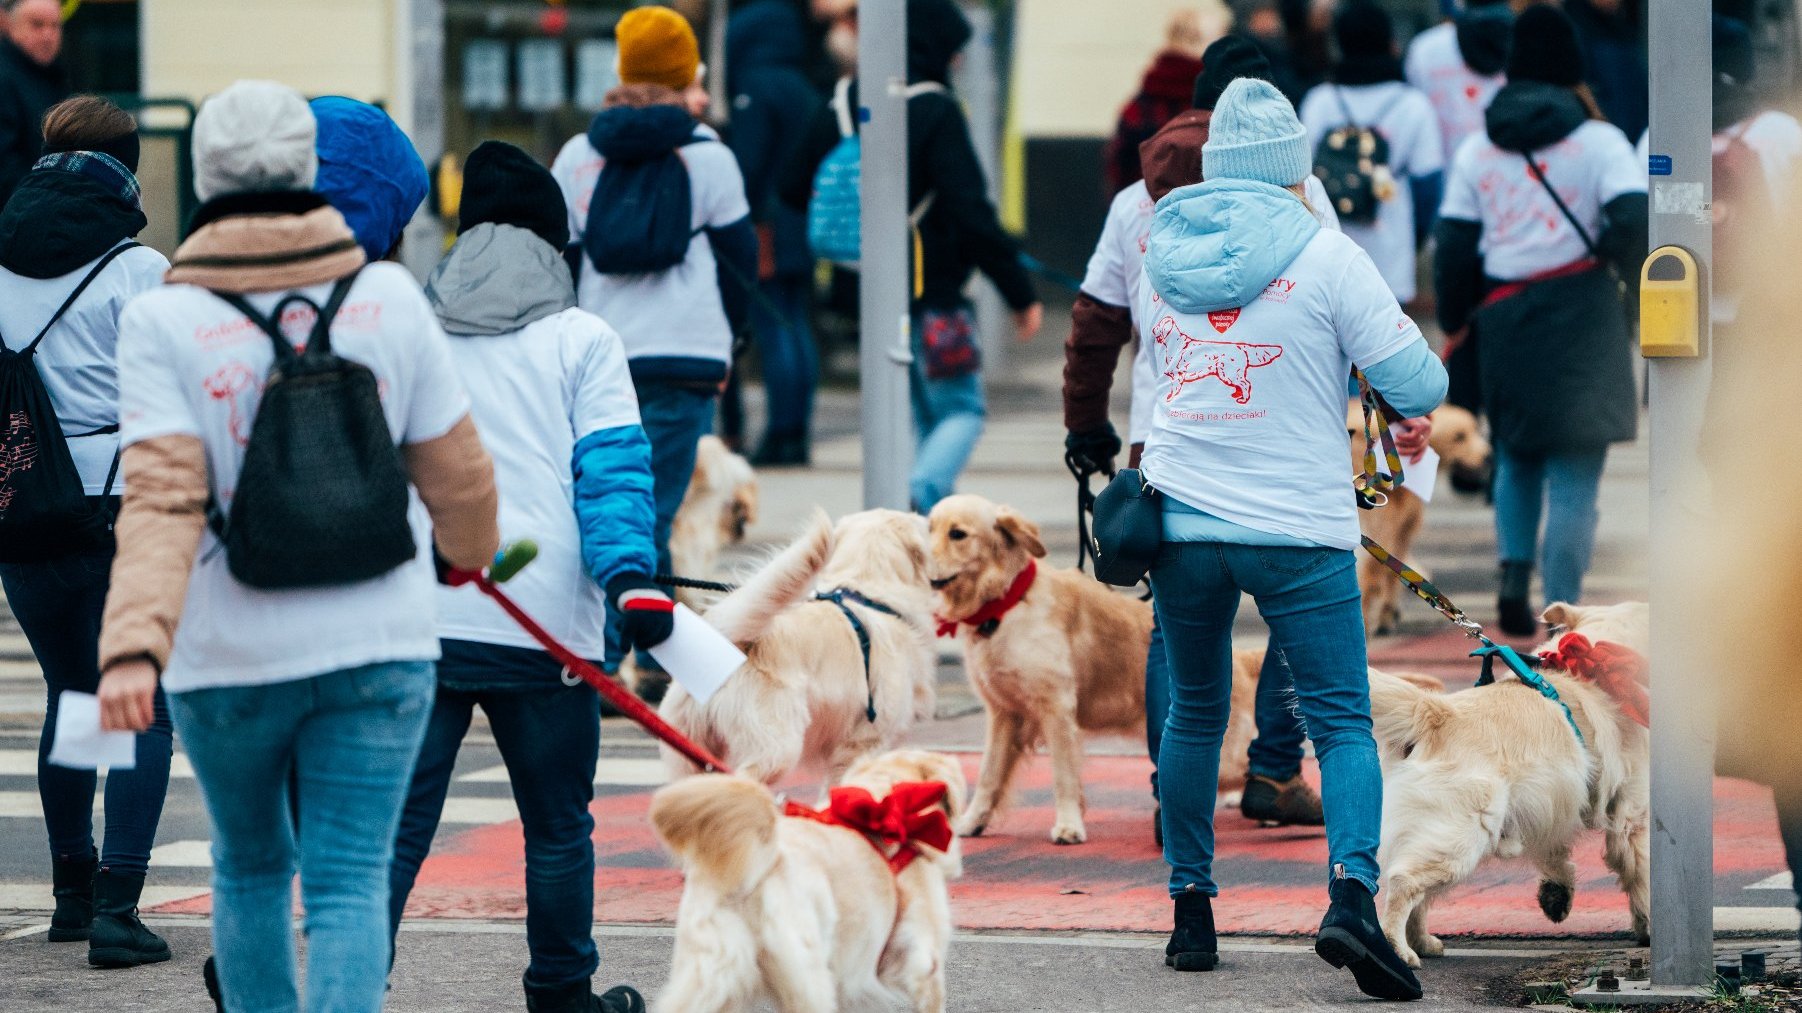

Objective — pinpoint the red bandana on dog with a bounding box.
[785,782,955,874]
[1537,633,1649,728]
[934,560,1037,639]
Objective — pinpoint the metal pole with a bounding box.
[859,0,914,510]
[1646,0,1715,989]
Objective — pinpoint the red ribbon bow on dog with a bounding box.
[1537,632,1649,729]
[785,782,955,874]
[935,561,1037,639]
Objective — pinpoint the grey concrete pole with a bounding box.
[859,0,915,510]
[1646,0,1715,989]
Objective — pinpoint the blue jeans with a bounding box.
[1144,619,1308,798]
[171,661,434,1013]
[753,276,818,441]
[389,645,601,991]
[607,380,716,669]
[1150,542,1382,898]
[1,542,173,875]
[907,326,985,511]
[1493,445,1608,607]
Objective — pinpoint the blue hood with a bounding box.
[587,104,698,164]
[727,1,807,77]
[310,96,429,261]
[1145,179,1321,314]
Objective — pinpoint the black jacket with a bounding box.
[779,0,1036,312]
[726,0,822,280]
[0,39,69,209]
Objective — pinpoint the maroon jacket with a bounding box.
[1064,110,1212,448]
[1104,51,1205,196]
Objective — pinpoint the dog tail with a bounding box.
[703,509,833,649]
[1367,666,1453,756]
[649,774,781,894]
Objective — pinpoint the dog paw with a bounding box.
[1050,822,1087,845]
[955,815,989,838]
[1415,933,1445,959]
[1387,936,1422,969]
[1537,880,1574,923]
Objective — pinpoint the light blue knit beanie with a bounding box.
[1201,77,1311,186]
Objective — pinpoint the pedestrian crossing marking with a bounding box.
[458,756,668,787]
[149,839,212,869]
[1747,871,1794,891]
[0,748,192,778]
[0,790,41,817]
[0,883,210,912]
[439,797,519,824]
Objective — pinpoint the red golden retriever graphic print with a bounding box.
[1151,314,1283,405]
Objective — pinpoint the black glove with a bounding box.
[1065,424,1122,476]
[608,574,676,652]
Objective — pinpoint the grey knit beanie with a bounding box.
[1201,78,1311,187]
[192,80,319,202]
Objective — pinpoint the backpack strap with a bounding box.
[1333,85,1361,130]
[831,76,855,139]
[4,242,141,356]
[211,270,361,364]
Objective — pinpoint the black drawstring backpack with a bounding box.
[207,271,417,589]
[0,242,138,564]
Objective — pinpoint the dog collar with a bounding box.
[935,560,1038,639]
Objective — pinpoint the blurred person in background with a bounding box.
[1299,0,1443,306]
[1434,4,1645,636]
[0,0,68,207]
[310,96,430,264]
[782,0,1043,511]
[0,95,173,969]
[1404,0,1511,165]
[1104,3,1233,196]
[727,0,825,467]
[1565,0,1646,142]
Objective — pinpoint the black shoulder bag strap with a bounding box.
[1524,154,1631,318]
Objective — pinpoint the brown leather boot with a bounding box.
[1239,773,1325,826]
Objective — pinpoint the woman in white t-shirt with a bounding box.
[1139,78,1445,1000]
[1403,0,1510,165]
[92,81,501,1013]
[1298,1,1444,304]
[1434,6,1647,635]
[0,97,174,968]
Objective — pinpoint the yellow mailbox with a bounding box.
[1639,246,1701,357]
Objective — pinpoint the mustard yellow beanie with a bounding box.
[616,6,701,91]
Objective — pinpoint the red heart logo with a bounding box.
[1465,85,1479,100]
[1208,309,1240,333]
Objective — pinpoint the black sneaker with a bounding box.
[1240,774,1325,826]
[1165,890,1218,972]
[1314,876,1422,1001]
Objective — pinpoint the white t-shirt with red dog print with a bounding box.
[1136,230,1423,551]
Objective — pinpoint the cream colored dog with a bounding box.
[1368,601,1650,967]
[659,509,938,785]
[669,435,759,604]
[649,749,966,1013]
[1351,402,1493,635]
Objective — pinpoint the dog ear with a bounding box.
[995,508,1047,559]
[1541,602,1580,632]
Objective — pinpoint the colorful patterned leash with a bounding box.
[1353,369,1404,508]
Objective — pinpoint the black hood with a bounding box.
[1485,81,1587,153]
[907,0,972,85]
[0,171,145,279]
[1456,5,1513,77]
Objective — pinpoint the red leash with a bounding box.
[450,547,732,774]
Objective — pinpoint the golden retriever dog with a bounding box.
[669,435,759,603]
[1368,601,1650,967]
[649,749,966,1013]
[929,494,1278,843]
[1351,402,1493,635]
[659,509,938,785]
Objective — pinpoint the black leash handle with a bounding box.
[653,572,738,594]
[1064,450,1112,574]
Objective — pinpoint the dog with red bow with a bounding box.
[648,750,966,1013]
[1365,601,1651,967]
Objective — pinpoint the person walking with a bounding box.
[726,0,824,466]
[1103,3,1231,196]
[783,0,1044,511]
[0,0,68,206]
[93,79,500,1013]
[552,5,756,683]
[1064,36,1336,839]
[1403,0,1510,165]
[1138,77,1444,999]
[387,141,657,1013]
[0,95,173,968]
[1298,0,1443,306]
[1435,4,1645,634]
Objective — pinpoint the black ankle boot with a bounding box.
[88,869,171,968]
[1497,562,1537,637]
[1315,876,1422,1001]
[49,849,97,942]
[1165,890,1218,972]
[524,976,646,1013]
[203,955,226,1012]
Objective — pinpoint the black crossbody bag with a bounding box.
[1089,468,1161,587]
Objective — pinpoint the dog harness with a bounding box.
[784,781,954,874]
[1472,642,1585,745]
[1538,633,1649,728]
[934,560,1038,639]
[815,587,905,722]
